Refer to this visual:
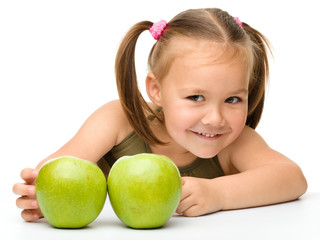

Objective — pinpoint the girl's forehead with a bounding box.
[168,38,220,58]
[167,38,249,68]
[162,38,251,88]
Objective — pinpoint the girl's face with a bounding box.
[153,40,250,158]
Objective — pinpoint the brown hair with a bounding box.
[115,8,271,145]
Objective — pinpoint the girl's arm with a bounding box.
[177,126,307,216]
[13,100,132,221]
[36,100,132,168]
[219,126,307,210]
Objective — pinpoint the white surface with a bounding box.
[3,192,320,240]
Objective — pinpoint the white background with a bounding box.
[1,0,319,222]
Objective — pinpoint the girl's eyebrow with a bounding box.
[179,87,208,94]
[179,87,248,95]
[231,88,248,95]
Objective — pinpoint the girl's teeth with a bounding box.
[197,132,216,138]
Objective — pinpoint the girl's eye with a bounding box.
[225,96,240,104]
[187,95,205,102]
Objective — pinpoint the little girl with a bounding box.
[13,8,307,221]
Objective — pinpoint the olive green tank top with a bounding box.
[98,131,225,179]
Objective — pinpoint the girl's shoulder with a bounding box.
[91,100,133,145]
[48,100,133,163]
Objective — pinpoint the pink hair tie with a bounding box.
[149,20,167,40]
[233,17,243,28]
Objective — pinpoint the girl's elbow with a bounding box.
[293,164,308,198]
[299,174,308,196]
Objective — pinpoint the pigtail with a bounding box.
[115,21,165,145]
[242,22,272,129]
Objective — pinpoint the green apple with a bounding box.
[36,156,107,228]
[107,153,182,229]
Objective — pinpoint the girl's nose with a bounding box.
[201,107,226,127]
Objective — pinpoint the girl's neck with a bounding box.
[149,143,198,167]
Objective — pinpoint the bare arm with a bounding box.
[35,100,132,168]
[218,126,307,210]
[177,126,307,216]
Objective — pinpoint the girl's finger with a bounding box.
[180,177,192,201]
[181,204,201,217]
[12,183,35,196]
[21,209,43,222]
[16,196,38,210]
[20,168,38,183]
[176,195,195,214]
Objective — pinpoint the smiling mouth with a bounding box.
[194,131,218,138]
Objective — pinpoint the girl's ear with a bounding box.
[146,72,162,106]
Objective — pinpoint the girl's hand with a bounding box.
[176,176,224,217]
[12,168,43,221]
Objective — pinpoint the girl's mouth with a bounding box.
[194,131,220,138]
